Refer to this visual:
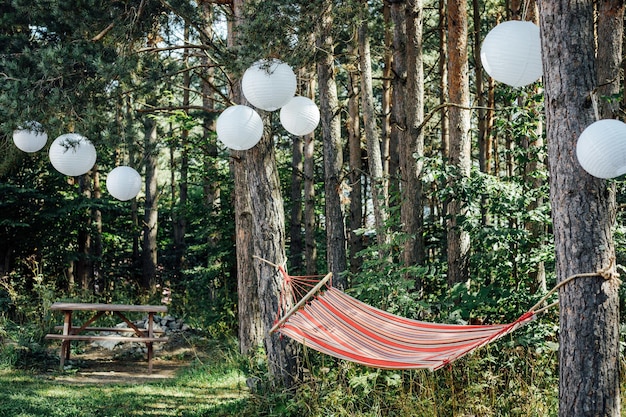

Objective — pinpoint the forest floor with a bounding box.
[0,333,249,416]
[43,331,208,384]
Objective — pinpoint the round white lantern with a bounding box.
[49,133,97,176]
[216,105,264,151]
[280,96,321,136]
[576,119,626,179]
[13,121,48,153]
[241,59,297,111]
[480,20,543,87]
[106,166,142,201]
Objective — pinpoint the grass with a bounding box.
[1,333,624,416]
[0,360,248,417]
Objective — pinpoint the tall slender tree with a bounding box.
[538,0,622,414]
[358,3,389,249]
[227,0,263,356]
[401,0,426,286]
[446,0,471,287]
[317,0,348,288]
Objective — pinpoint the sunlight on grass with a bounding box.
[0,364,249,417]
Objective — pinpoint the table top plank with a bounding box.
[50,302,168,313]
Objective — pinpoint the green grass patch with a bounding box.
[0,363,248,417]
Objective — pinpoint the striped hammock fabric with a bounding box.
[271,273,536,371]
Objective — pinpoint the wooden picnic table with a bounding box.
[45,302,169,373]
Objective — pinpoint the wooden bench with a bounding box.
[45,302,169,373]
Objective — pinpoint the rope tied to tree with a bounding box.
[530,257,621,315]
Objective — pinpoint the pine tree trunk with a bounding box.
[390,0,406,197]
[446,0,471,287]
[401,0,426,286]
[173,26,190,276]
[538,1,621,415]
[228,0,263,356]
[142,116,159,291]
[347,45,363,274]
[77,173,93,291]
[358,8,389,249]
[382,1,392,183]
[92,168,102,294]
[439,0,449,158]
[289,133,304,274]
[303,130,318,275]
[248,122,298,388]
[317,0,348,288]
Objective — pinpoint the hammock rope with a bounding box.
[255,256,619,371]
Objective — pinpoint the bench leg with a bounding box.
[60,340,70,369]
[147,342,153,374]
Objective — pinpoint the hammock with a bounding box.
[266,266,541,371]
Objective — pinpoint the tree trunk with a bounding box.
[317,0,348,288]
[390,0,406,198]
[382,0,392,184]
[446,0,471,287]
[358,6,389,249]
[347,47,363,274]
[303,129,318,275]
[401,0,426,287]
[538,0,621,415]
[76,173,93,291]
[228,0,263,356]
[248,120,298,388]
[142,116,159,291]
[173,25,191,277]
[439,0,449,158]
[92,168,102,294]
[289,126,304,274]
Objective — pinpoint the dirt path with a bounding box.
[46,334,203,385]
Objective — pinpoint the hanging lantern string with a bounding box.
[522,0,529,21]
[590,90,600,122]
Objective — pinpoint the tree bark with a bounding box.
[390,0,406,198]
[347,47,363,274]
[439,0,449,159]
[446,0,471,287]
[248,120,298,388]
[289,132,304,274]
[401,0,426,286]
[317,0,348,288]
[303,129,318,275]
[172,25,191,277]
[538,0,621,415]
[358,6,389,250]
[141,116,159,291]
[76,173,93,291]
[227,0,263,356]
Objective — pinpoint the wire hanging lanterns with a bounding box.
[106,166,142,201]
[241,59,297,111]
[576,119,626,179]
[216,105,264,151]
[49,133,97,176]
[480,20,543,88]
[280,96,320,136]
[13,121,48,153]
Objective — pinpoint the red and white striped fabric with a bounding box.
[276,287,535,370]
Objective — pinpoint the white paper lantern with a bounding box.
[576,119,626,179]
[480,21,543,87]
[216,105,264,151]
[241,59,297,111]
[49,133,97,176]
[106,166,142,201]
[280,96,321,136]
[13,121,48,153]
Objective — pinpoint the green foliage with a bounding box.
[242,342,560,416]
